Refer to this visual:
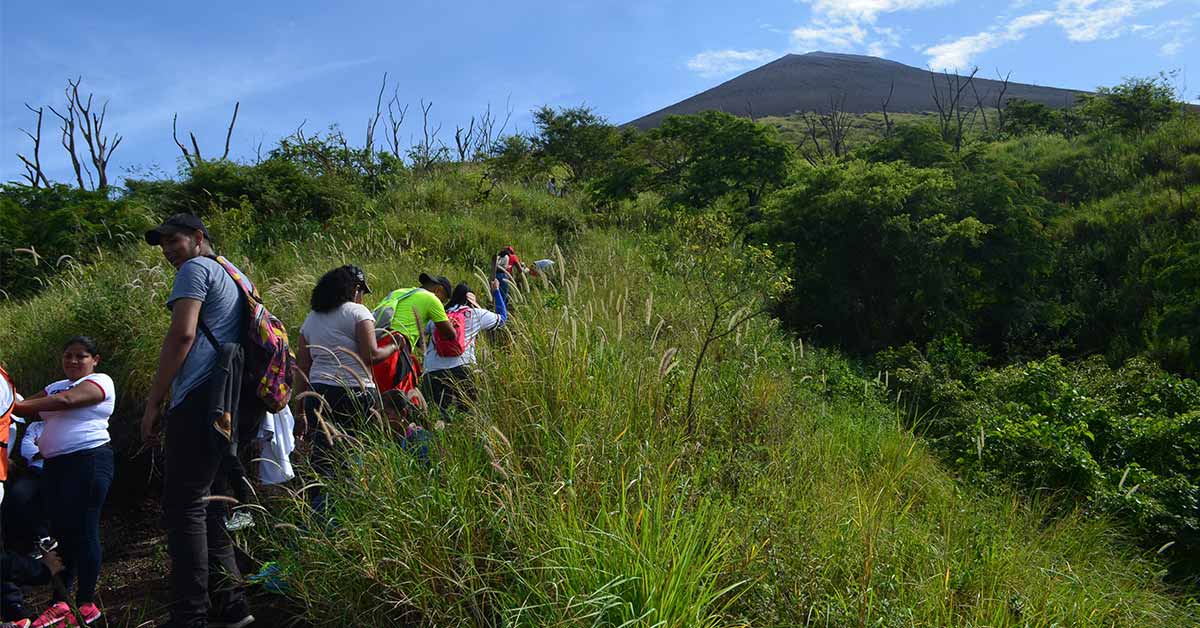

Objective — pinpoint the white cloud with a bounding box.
[686,49,779,78]
[1052,0,1167,41]
[1160,37,1185,54]
[924,11,1052,69]
[803,0,955,24]
[791,22,869,50]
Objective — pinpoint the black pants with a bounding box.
[162,386,248,626]
[0,550,52,619]
[41,445,113,606]
[426,366,475,416]
[303,383,381,514]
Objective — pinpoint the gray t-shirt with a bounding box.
[167,256,246,409]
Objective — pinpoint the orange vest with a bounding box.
[0,365,14,482]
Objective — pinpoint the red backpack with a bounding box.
[433,308,471,357]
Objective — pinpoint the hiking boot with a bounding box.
[30,603,71,628]
[62,604,100,626]
[2,619,32,628]
[224,510,255,532]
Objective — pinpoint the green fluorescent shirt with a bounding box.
[372,287,449,350]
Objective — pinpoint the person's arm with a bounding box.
[489,278,508,327]
[141,298,202,446]
[292,333,313,438]
[355,319,398,365]
[425,296,457,341]
[14,381,105,416]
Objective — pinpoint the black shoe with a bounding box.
[210,602,255,628]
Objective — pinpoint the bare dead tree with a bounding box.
[454,117,476,161]
[745,99,757,122]
[993,69,1012,135]
[797,93,855,164]
[930,66,980,151]
[472,97,514,160]
[410,99,447,170]
[970,80,990,135]
[385,86,408,157]
[47,80,86,190]
[881,80,896,138]
[172,102,240,168]
[59,78,122,191]
[222,102,240,160]
[17,104,51,188]
[365,73,387,168]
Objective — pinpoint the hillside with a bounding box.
[1,162,1197,625]
[629,51,1085,129]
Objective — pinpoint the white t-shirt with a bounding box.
[9,416,45,469]
[423,305,504,372]
[37,373,115,459]
[301,302,377,388]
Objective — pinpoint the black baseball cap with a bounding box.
[145,213,211,246]
[345,265,372,294]
[418,272,452,294]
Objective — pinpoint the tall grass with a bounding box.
[1,170,1196,625]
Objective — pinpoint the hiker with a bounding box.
[141,213,255,628]
[370,274,457,411]
[1,545,65,628]
[423,280,507,415]
[547,176,558,196]
[1,408,49,625]
[293,265,395,513]
[494,247,524,303]
[11,336,114,627]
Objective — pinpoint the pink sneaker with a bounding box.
[2,619,33,628]
[63,604,101,626]
[30,603,71,628]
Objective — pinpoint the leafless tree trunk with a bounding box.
[60,78,122,191]
[365,73,387,171]
[173,102,240,168]
[48,80,86,190]
[930,67,979,151]
[993,70,1012,135]
[17,104,51,188]
[881,81,895,138]
[385,87,408,158]
[797,93,855,164]
[411,99,446,171]
[222,102,240,160]
[454,117,476,161]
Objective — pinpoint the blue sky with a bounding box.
[3,0,1198,185]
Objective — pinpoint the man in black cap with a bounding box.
[142,214,254,628]
[372,272,456,354]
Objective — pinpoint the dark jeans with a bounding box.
[426,366,474,416]
[41,445,113,606]
[303,383,381,514]
[163,386,248,626]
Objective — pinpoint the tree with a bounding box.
[646,111,791,211]
[530,105,621,181]
[1077,76,1178,137]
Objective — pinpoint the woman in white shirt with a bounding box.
[424,280,507,415]
[294,265,396,514]
[13,336,114,626]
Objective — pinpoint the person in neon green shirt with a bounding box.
[372,272,456,352]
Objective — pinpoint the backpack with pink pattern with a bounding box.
[206,255,295,413]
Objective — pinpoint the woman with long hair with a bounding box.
[293,265,396,514]
[14,336,114,627]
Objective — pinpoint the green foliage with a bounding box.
[859,122,954,167]
[530,105,623,181]
[0,184,153,300]
[886,345,1200,573]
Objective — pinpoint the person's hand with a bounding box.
[489,278,500,292]
[466,291,480,308]
[40,549,65,575]
[141,404,162,449]
[294,412,308,440]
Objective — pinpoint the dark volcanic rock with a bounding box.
[629,51,1086,129]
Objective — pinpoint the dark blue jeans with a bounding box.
[303,383,381,515]
[41,444,114,606]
